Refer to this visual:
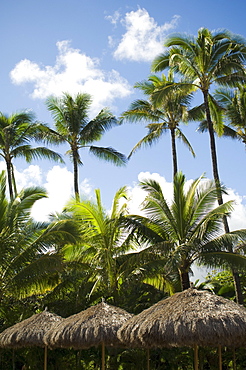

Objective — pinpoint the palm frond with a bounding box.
[88,146,127,166]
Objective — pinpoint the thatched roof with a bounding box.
[0,310,63,348]
[117,288,246,348]
[44,301,133,349]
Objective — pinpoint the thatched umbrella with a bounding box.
[44,301,133,370]
[0,309,63,370]
[118,288,246,369]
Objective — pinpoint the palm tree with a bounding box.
[120,74,195,179]
[124,172,246,291]
[213,85,246,144]
[45,92,127,198]
[0,170,79,302]
[61,186,135,304]
[152,28,246,302]
[152,28,246,215]
[0,111,64,200]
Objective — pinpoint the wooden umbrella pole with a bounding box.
[102,341,105,370]
[233,348,236,370]
[194,344,198,370]
[218,345,222,370]
[44,345,47,370]
[12,348,15,370]
[147,348,150,370]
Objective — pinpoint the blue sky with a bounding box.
[1,0,246,244]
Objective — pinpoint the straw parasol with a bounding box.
[0,309,63,370]
[44,301,133,370]
[118,288,246,369]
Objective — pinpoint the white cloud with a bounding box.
[31,166,74,221]
[224,189,246,231]
[10,40,132,114]
[105,10,121,25]
[8,164,93,221]
[111,9,179,62]
[127,171,173,214]
[16,165,43,188]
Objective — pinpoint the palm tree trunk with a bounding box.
[203,90,243,304]
[72,151,79,199]
[170,127,178,179]
[11,164,17,197]
[202,91,225,208]
[232,271,244,304]
[180,271,190,290]
[6,160,13,200]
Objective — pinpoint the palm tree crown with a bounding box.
[125,172,246,291]
[62,186,134,304]
[120,74,195,179]
[0,111,64,199]
[0,170,78,302]
[214,86,246,145]
[46,92,127,198]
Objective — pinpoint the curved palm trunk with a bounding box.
[203,90,243,304]
[170,127,178,179]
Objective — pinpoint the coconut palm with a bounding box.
[0,111,64,199]
[192,87,246,303]
[152,28,246,302]
[0,170,79,302]
[120,74,195,179]
[62,186,136,304]
[45,92,127,198]
[152,28,246,214]
[213,85,246,145]
[123,172,246,291]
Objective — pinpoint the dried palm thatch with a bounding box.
[44,301,133,349]
[44,301,133,370]
[118,288,246,349]
[118,288,246,370]
[0,309,63,348]
[0,309,63,370]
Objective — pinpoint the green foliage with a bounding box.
[123,171,246,291]
[46,92,127,197]
[214,85,246,145]
[0,170,80,323]
[205,269,246,303]
[0,111,64,199]
[120,74,195,178]
[0,26,246,370]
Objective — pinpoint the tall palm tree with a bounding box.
[120,74,195,179]
[152,28,246,302]
[0,170,78,302]
[0,111,64,200]
[152,28,246,214]
[45,92,127,198]
[62,186,135,304]
[124,172,246,291]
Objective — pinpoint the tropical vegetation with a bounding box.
[120,74,195,178]
[0,111,64,199]
[0,27,246,369]
[45,92,127,198]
